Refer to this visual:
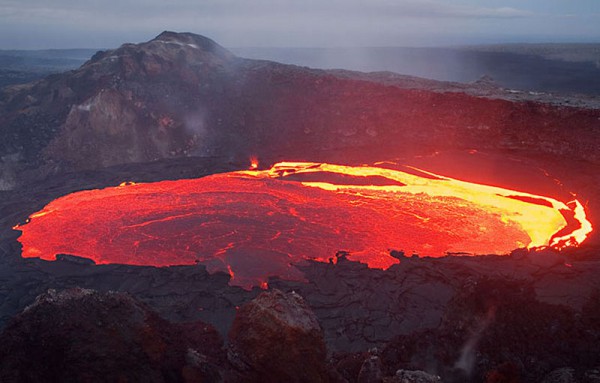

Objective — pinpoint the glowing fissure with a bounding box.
[13,161,593,289]
[550,199,593,249]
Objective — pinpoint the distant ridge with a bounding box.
[0,32,598,187]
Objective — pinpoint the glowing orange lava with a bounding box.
[249,156,259,170]
[14,162,592,289]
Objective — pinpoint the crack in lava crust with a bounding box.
[13,162,593,289]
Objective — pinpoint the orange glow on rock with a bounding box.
[13,161,592,289]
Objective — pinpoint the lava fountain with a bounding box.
[13,161,592,289]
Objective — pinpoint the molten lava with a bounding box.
[249,156,259,170]
[14,162,592,289]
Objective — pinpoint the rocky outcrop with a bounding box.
[228,289,329,382]
[0,288,225,382]
[0,31,237,172]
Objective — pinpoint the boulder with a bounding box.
[228,289,329,382]
[0,287,225,382]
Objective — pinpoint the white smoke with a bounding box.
[0,177,15,191]
[454,305,497,377]
[182,109,212,155]
[183,110,207,136]
[0,154,20,191]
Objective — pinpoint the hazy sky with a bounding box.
[0,0,599,49]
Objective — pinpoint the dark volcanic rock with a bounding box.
[541,368,578,383]
[394,369,442,383]
[1,31,600,186]
[333,352,371,383]
[0,31,236,173]
[0,288,226,383]
[380,277,600,383]
[228,289,329,382]
[358,355,384,383]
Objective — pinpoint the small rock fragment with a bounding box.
[395,369,442,383]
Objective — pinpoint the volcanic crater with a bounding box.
[1,32,600,382]
[13,159,593,289]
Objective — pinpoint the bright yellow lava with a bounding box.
[241,161,593,249]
